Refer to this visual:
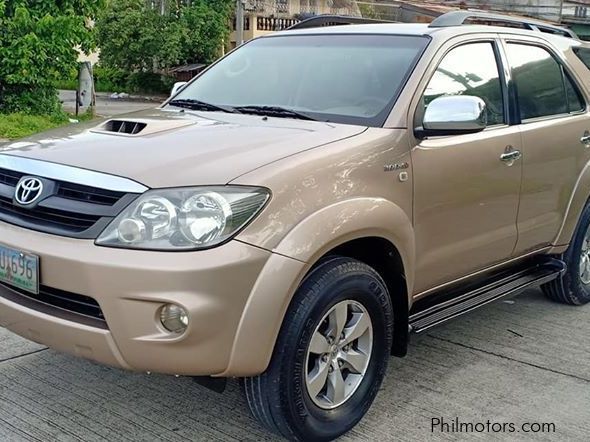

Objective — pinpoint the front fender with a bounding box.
[273,197,415,290]
[218,198,414,376]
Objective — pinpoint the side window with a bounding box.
[506,43,585,120]
[566,76,584,112]
[421,42,505,126]
[573,47,590,69]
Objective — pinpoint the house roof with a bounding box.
[170,63,207,73]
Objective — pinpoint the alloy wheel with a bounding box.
[580,226,590,284]
[304,300,373,409]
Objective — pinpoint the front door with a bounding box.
[410,40,522,293]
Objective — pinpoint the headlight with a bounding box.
[96,186,270,250]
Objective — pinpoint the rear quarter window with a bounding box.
[574,47,590,69]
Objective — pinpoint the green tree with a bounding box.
[96,0,232,74]
[0,0,104,114]
[182,1,232,64]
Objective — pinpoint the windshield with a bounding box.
[171,34,429,126]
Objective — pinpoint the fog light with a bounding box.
[160,304,189,333]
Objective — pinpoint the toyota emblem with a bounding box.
[15,177,44,205]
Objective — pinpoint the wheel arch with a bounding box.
[311,237,410,357]
[218,198,415,376]
[555,161,590,246]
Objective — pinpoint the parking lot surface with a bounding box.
[1,288,589,441]
[59,90,161,118]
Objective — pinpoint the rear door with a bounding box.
[503,38,590,254]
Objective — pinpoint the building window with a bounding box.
[276,0,289,14]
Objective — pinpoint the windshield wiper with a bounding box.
[234,105,317,121]
[168,98,239,114]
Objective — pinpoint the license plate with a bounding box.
[0,244,39,294]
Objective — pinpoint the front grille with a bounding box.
[0,281,107,329]
[0,195,99,232]
[0,167,138,239]
[57,181,125,206]
[0,168,21,187]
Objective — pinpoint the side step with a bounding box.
[409,258,566,334]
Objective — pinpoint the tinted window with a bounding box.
[566,74,585,112]
[507,43,584,119]
[421,42,504,125]
[173,35,429,127]
[574,47,590,69]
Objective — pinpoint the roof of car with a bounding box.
[277,22,558,37]
[273,22,578,47]
[275,23,431,36]
[273,11,580,46]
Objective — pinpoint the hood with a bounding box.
[0,108,366,188]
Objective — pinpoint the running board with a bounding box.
[409,258,566,334]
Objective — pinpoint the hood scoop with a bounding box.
[91,118,196,137]
[103,119,146,135]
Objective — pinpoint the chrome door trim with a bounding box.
[0,154,149,193]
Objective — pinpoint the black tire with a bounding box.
[542,202,590,305]
[243,257,394,441]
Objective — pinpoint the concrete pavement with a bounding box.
[59,90,163,118]
[1,288,589,441]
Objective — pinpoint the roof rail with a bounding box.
[287,14,396,30]
[429,10,578,39]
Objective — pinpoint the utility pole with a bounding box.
[236,0,245,46]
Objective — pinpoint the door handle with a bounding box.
[581,131,590,147]
[500,146,522,164]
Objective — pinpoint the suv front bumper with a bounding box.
[0,221,298,376]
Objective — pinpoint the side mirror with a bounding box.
[419,95,487,137]
[170,81,188,97]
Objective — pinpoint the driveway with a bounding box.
[59,90,163,118]
[1,288,588,441]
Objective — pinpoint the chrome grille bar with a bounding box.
[0,154,149,193]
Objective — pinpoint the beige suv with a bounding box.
[1,11,590,441]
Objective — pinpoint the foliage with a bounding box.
[0,1,104,114]
[358,2,397,21]
[0,84,64,115]
[182,0,234,64]
[55,75,79,92]
[74,106,97,122]
[93,65,129,91]
[54,65,175,94]
[96,0,232,73]
[127,72,176,94]
[359,4,378,20]
[0,113,69,140]
[54,65,129,93]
